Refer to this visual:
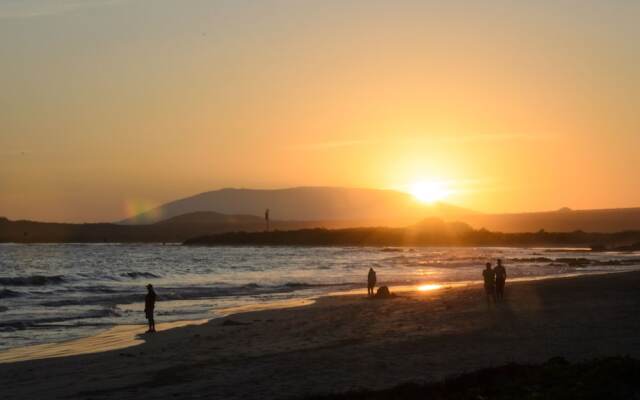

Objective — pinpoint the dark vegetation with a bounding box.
[3,212,640,248]
[0,214,326,243]
[184,219,640,249]
[301,357,640,400]
[462,206,640,233]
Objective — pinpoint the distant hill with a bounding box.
[155,211,263,225]
[0,213,326,243]
[3,210,640,244]
[119,187,472,226]
[184,219,640,248]
[119,186,640,233]
[0,211,401,243]
[4,185,639,242]
[460,207,640,233]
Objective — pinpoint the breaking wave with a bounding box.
[0,289,22,298]
[120,271,161,279]
[0,275,65,286]
[0,308,121,332]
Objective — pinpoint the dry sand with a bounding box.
[1,271,640,399]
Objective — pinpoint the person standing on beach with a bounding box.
[494,259,507,301]
[145,284,157,333]
[482,263,496,305]
[265,208,270,232]
[367,268,377,296]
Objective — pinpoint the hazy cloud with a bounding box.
[0,150,30,158]
[288,139,374,151]
[289,134,543,151]
[0,0,131,19]
[439,133,546,143]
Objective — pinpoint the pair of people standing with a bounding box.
[483,259,507,305]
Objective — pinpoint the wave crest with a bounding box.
[0,275,65,286]
[120,272,161,279]
[0,289,22,298]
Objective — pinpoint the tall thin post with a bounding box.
[265,208,270,232]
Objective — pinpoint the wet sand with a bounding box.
[2,271,640,399]
[0,320,208,364]
[0,298,315,364]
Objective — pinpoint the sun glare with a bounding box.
[410,181,451,203]
[417,284,443,292]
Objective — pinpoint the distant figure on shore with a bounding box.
[367,268,377,296]
[482,263,496,305]
[145,284,156,333]
[494,259,507,301]
[374,285,394,299]
[265,208,270,232]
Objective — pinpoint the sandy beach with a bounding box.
[2,271,640,399]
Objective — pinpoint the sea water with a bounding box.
[1,243,639,351]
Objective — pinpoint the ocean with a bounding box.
[1,243,639,351]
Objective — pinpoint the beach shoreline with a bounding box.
[1,270,625,364]
[0,297,317,364]
[2,271,640,399]
[3,244,638,354]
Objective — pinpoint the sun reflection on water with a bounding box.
[417,284,443,292]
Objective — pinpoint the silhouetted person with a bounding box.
[367,268,377,296]
[145,284,156,333]
[494,259,507,301]
[482,263,496,305]
[265,208,270,231]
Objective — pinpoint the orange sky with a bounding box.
[1,1,639,222]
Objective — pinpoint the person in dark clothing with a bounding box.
[494,259,507,301]
[482,263,496,305]
[367,268,377,296]
[145,284,157,333]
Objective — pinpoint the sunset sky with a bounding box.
[1,0,639,222]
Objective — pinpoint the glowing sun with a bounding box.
[410,180,451,203]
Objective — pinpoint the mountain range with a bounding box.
[2,187,639,243]
[121,187,640,233]
[119,187,471,226]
